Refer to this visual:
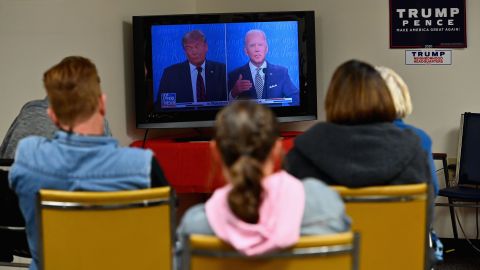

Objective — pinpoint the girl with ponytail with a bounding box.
[178,101,349,256]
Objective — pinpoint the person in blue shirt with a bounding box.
[375,66,439,195]
[376,66,443,263]
[9,56,168,270]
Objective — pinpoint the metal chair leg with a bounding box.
[447,199,458,239]
[440,155,458,238]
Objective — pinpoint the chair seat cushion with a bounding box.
[439,186,480,201]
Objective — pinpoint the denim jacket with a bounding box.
[9,131,152,270]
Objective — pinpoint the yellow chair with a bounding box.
[37,187,175,270]
[333,183,429,270]
[182,231,359,270]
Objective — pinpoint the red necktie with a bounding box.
[196,66,206,102]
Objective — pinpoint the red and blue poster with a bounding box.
[390,0,466,48]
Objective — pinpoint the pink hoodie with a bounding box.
[205,170,305,256]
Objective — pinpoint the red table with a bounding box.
[130,132,300,194]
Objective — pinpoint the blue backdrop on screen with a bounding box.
[225,21,299,89]
[151,24,226,102]
[151,21,299,102]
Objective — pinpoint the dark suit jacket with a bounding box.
[155,60,227,110]
[227,62,299,105]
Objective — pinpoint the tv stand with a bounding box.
[130,131,302,193]
[174,135,212,142]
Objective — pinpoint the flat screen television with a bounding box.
[133,11,317,128]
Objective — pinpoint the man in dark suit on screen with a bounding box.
[155,30,227,110]
[228,29,299,105]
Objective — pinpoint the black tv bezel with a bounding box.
[456,113,480,185]
[133,11,317,129]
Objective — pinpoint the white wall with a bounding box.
[0,0,197,146]
[0,0,478,238]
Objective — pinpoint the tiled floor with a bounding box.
[436,238,480,270]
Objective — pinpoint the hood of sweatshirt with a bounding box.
[291,122,424,187]
[205,170,305,256]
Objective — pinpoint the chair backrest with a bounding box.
[37,187,175,270]
[182,231,359,270]
[456,112,480,185]
[333,183,429,270]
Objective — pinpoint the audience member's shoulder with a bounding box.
[302,178,344,207]
[179,203,214,235]
[296,122,328,142]
[15,136,48,158]
[394,119,431,142]
[20,98,48,112]
[116,147,154,167]
[17,135,48,148]
[122,146,153,157]
[300,177,350,232]
[395,125,429,151]
[303,177,333,192]
[183,204,207,224]
[407,124,432,145]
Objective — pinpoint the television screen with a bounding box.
[133,11,317,128]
